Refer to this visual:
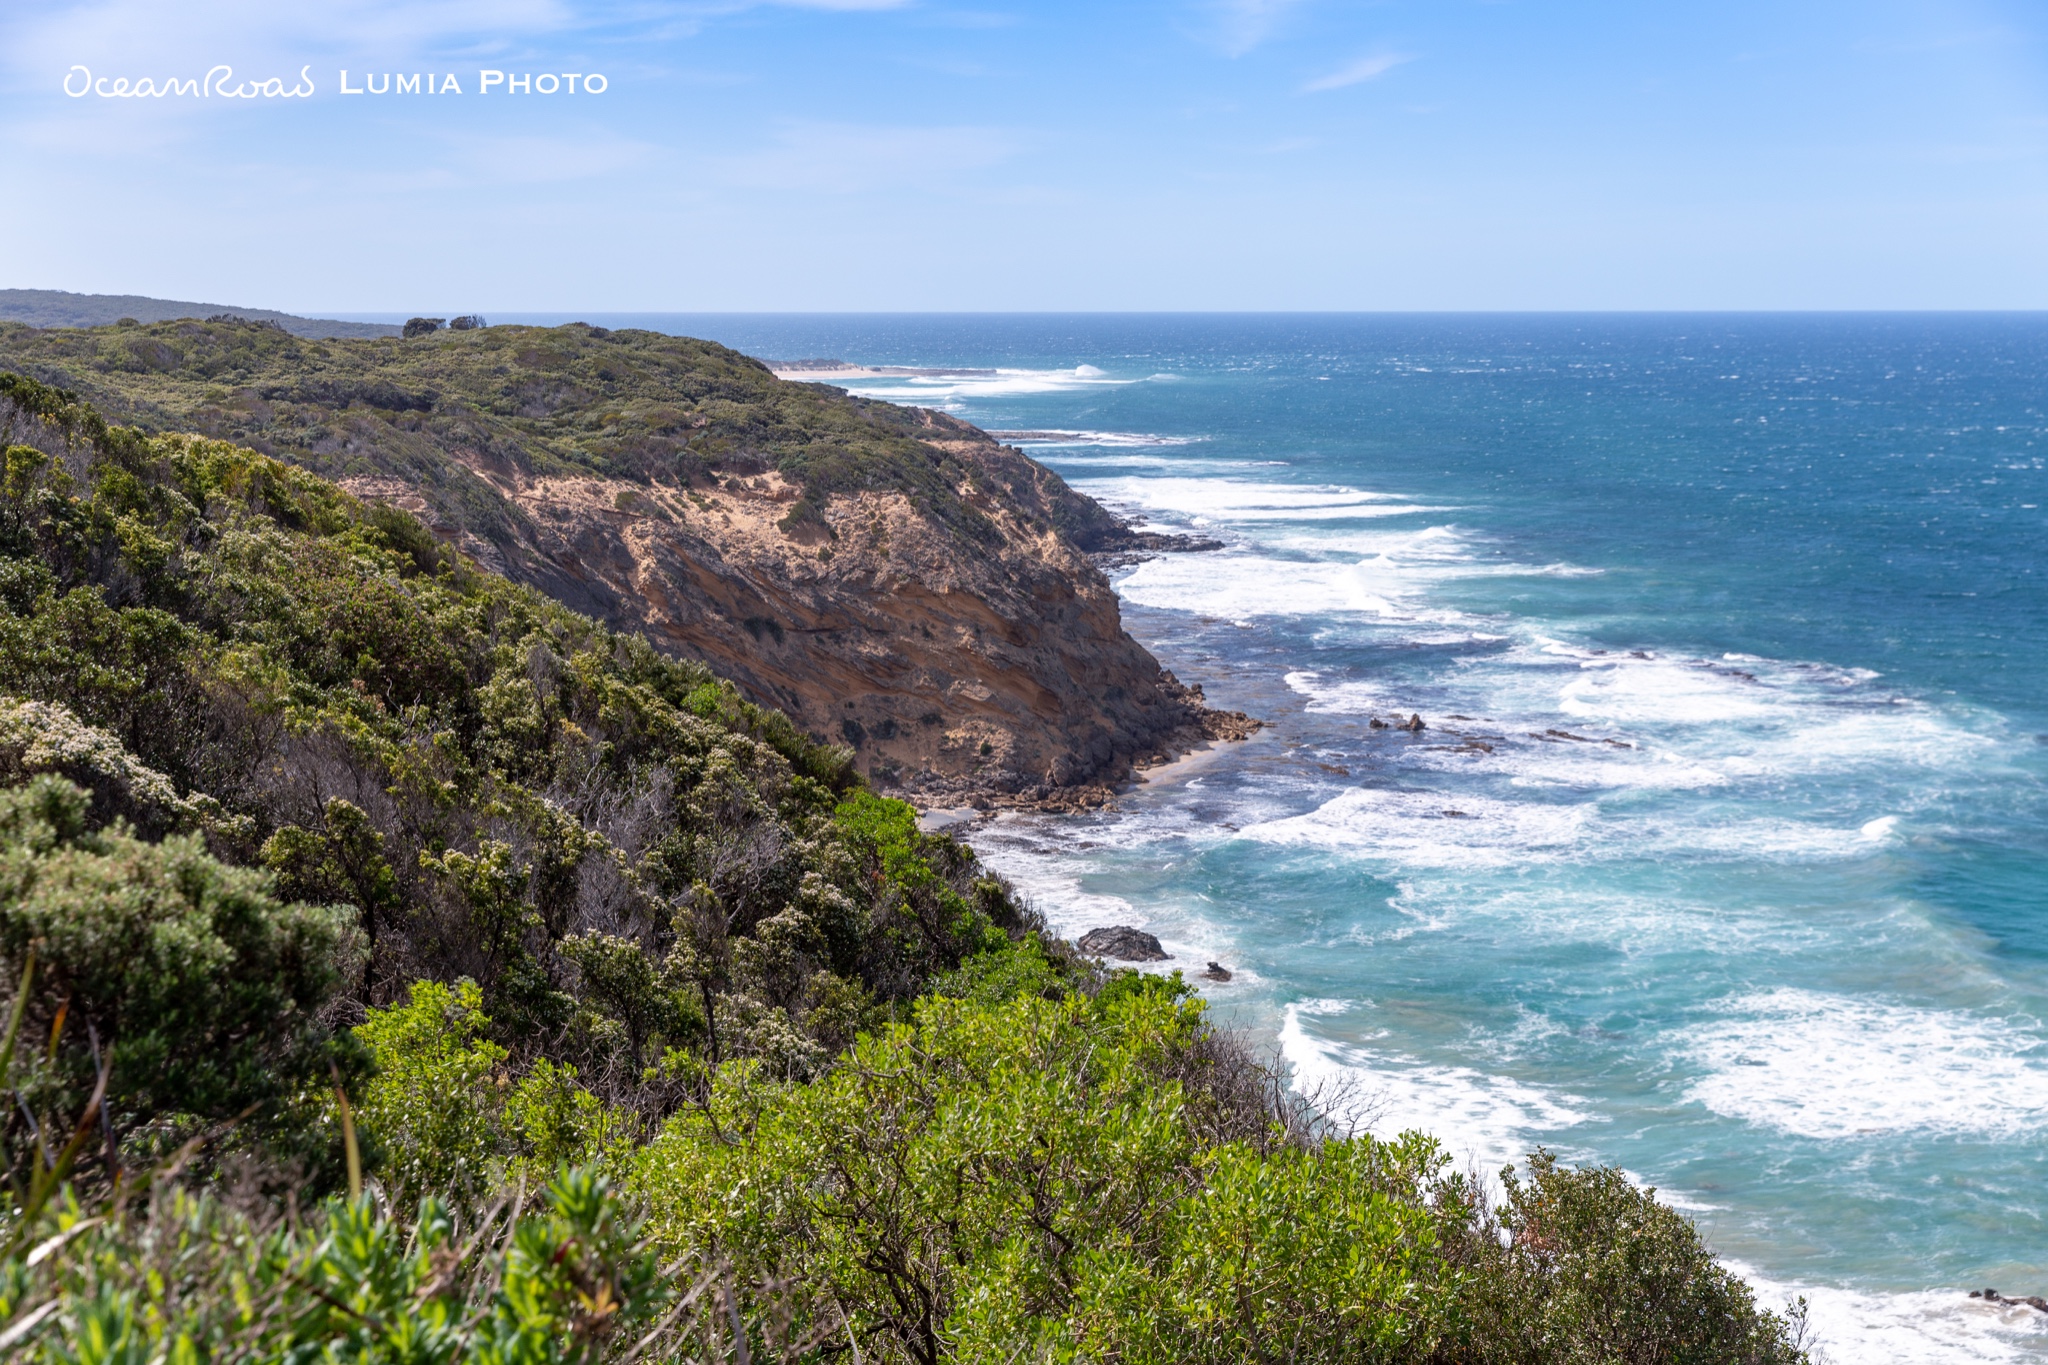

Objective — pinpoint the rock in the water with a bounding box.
[1974,1290,2048,1313]
[1078,926,1169,961]
[1402,713,1427,732]
[1368,717,1389,730]
[1201,961,1233,982]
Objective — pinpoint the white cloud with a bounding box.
[1205,0,1301,58]
[3,0,574,76]
[0,0,907,81]
[1303,50,1412,93]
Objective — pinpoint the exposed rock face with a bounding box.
[1077,926,1170,962]
[0,320,1258,807]
[343,411,1253,808]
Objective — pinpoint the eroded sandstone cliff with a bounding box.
[343,408,1251,806]
[0,318,1254,805]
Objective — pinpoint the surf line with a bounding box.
[64,65,315,99]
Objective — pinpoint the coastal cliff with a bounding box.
[0,316,1252,805]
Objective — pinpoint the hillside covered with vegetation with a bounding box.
[0,374,1811,1363]
[0,318,1221,807]
[0,314,1135,557]
[0,289,398,339]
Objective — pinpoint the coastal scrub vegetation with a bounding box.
[0,315,1138,558]
[0,374,1810,1363]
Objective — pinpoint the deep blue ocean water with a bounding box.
[495,313,2048,1360]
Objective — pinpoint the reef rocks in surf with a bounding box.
[1078,926,1170,962]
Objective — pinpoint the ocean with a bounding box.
[498,312,2048,1362]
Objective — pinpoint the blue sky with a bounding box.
[3,0,2044,311]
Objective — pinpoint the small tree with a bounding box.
[402,317,445,339]
[1454,1149,1811,1365]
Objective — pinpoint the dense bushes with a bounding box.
[0,377,1811,1363]
[0,936,1811,1363]
[0,774,359,1187]
[634,977,1463,1364]
[0,316,1091,556]
[6,1170,791,1364]
[0,375,1027,1134]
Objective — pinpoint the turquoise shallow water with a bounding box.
[517,313,2048,1360]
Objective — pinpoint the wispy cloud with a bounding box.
[1303,50,1412,93]
[1,0,907,80]
[1,0,573,80]
[1205,0,1301,58]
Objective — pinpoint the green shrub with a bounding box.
[632,983,1463,1364]
[0,379,1038,1125]
[354,979,635,1210]
[1452,1150,1811,1365]
[0,775,360,1183]
[1,1168,784,1365]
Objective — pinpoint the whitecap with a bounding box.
[1732,1264,2048,1365]
[1678,989,2048,1140]
[1558,655,1782,726]
[1075,476,1416,519]
[993,429,1207,448]
[1241,787,1589,869]
[1281,1003,1594,1175]
[835,365,1136,404]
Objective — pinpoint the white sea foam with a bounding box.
[1640,813,1903,861]
[1242,786,1589,869]
[1354,638,2008,802]
[1114,533,1519,625]
[1076,476,1416,520]
[837,365,1137,405]
[1284,650,1994,855]
[1281,1003,1593,1174]
[1680,989,2048,1140]
[1117,553,1409,619]
[1735,1265,2048,1365]
[1041,454,1260,474]
[1559,655,1784,725]
[1283,670,1394,714]
[1220,502,1461,523]
[997,429,1207,448]
[1233,770,1917,867]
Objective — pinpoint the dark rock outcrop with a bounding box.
[1078,926,1170,962]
